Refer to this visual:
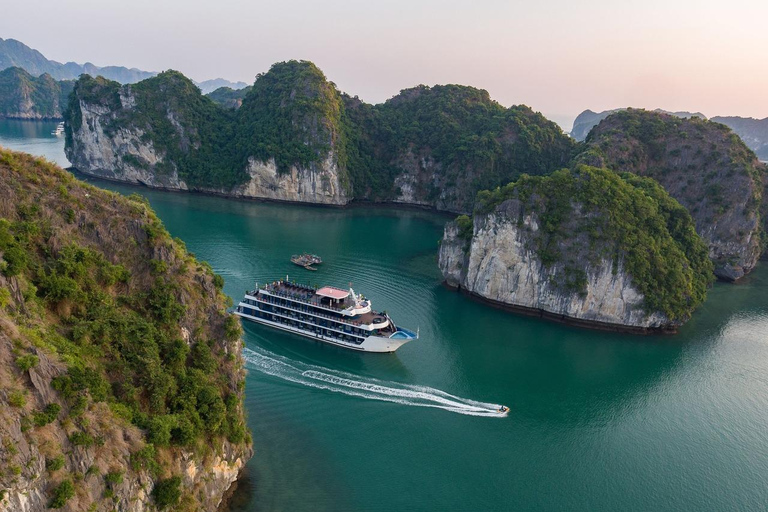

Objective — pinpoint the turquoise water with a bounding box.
[3,122,768,511]
[0,119,70,167]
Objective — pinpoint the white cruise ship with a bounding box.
[235,279,418,352]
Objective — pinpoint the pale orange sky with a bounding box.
[4,0,767,129]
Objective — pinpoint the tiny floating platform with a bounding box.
[291,253,323,271]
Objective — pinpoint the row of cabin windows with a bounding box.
[248,309,365,345]
[246,298,370,337]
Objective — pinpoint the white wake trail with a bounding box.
[242,346,507,417]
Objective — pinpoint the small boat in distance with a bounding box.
[497,405,509,415]
[291,253,322,271]
[235,279,419,352]
[51,122,65,136]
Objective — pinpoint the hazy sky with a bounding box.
[3,0,767,129]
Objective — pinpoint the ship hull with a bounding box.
[235,309,413,353]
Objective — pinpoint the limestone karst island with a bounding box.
[1,2,767,511]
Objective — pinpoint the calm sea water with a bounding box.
[3,121,768,512]
[0,119,70,167]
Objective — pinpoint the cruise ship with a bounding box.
[234,279,418,352]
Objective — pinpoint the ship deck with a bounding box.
[256,281,395,333]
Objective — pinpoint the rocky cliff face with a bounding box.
[234,154,346,204]
[0,67,73,119]
[439,167,712,332]
[65,65,573,212]
[575,109,765,280]
[0,332,247,512]
[439,214,670,330]
[0,149,252,511]
[65,73,349,205]
[344,85,574,213]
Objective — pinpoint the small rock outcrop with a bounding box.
[439,167,713,332]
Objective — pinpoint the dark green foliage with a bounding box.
[129,71,243,188]
[171,416,196,446]
[52,366,109,403]
[37,244,129,307]
[152,476,182,509]
[190,341,217,374]
[237,60,343,174]
[455,215,474,241]
[130,444,160,475]
[33,403,61,426]
[475,166,713,320]
[223,393,247,444]
[49,480,75,508]
[69,431,95,447]
[46,455,65,472]
[196,383,226,433]
[206,86,251,109]
[15,353,38,371]
[224,315,241,341]
[8,390,26,407]
[147,415,175,446]
[147,278,185,323]
[104,470,123,486]
[0,218,29,276]
[7,227,232,448]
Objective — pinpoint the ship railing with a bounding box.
[252,295,372,329]
[243,307,366,344]
[259,289,348,312]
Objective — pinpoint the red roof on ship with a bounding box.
[316,286,350,300]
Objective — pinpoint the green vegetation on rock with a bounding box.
[48,480,74,508]
[237,60,346,175]
[0,148,251,509]
[573,109,765,279]
[152,475,182,509]
[473,165,713,320]
[206,85,251,109]
[0,67,73,119]
[65,61,574,209]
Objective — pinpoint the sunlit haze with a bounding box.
[3,0,767,128]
